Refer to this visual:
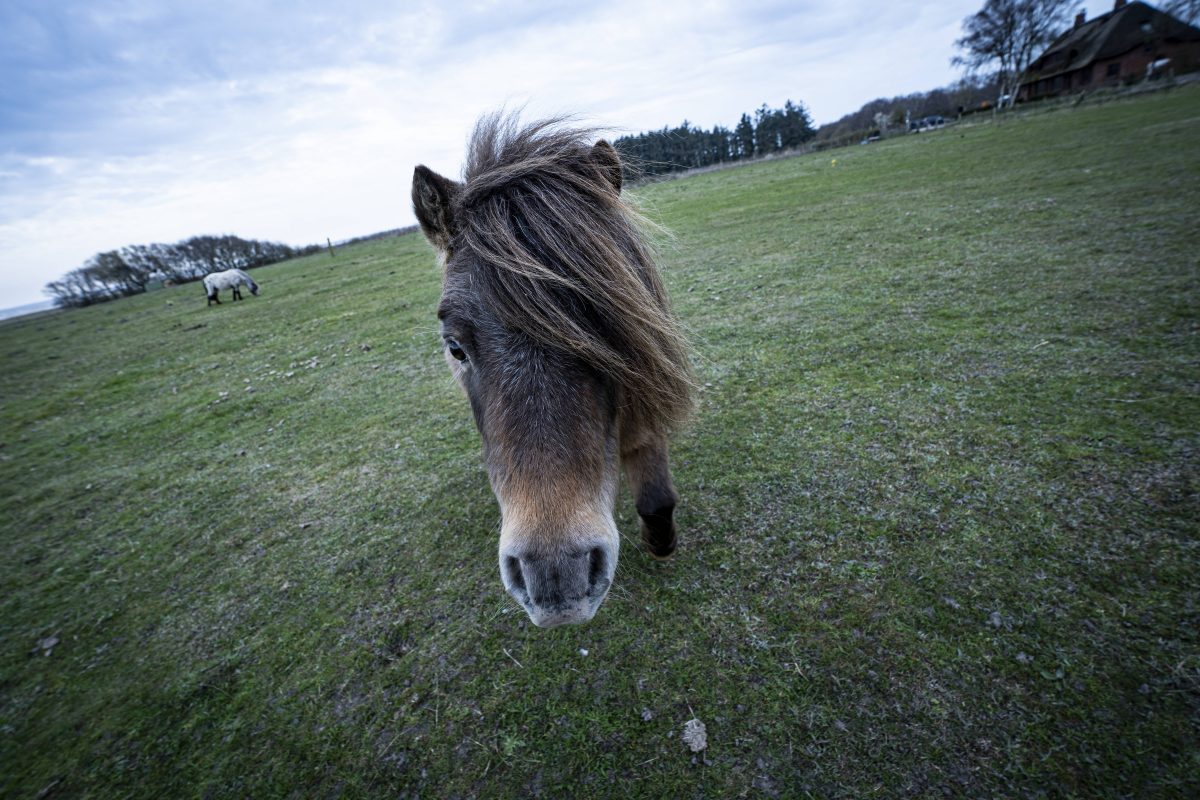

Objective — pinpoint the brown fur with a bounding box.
[452,112,695,437]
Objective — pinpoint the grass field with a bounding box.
[2,87,1198,798]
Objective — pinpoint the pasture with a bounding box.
[2,86,1198,798]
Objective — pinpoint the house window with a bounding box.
[1107,63,1120,77]
[1080,66,1092,84]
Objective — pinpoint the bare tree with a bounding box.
[953,0,1073,109]
[1162,0,1200,25]
[44,278,82,308]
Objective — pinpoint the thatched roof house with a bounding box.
[1018,1,1200,101]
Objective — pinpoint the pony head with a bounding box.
[412,115,692,627]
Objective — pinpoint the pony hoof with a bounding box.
[642,535,677,560]
[648,546,676,561]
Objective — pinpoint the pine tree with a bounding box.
[735,113,756,158]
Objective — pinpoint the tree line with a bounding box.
[615,100,816,178]
[619,0,1200,170]
[45,234,317,308]
[813,74,1001,149]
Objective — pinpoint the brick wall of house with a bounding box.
[1092,41,1200,86]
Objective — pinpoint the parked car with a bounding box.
[909,115,946,132]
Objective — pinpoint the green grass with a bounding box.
[2,87,1198,798]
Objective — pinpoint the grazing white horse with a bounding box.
[203,269,260,306]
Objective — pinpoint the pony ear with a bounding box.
[590,140,622,194]
[412,165,462,254]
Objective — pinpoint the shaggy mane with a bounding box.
[455,113,694,434]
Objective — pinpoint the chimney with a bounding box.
[1075,10,1086,27]
[1114,0,1127,9]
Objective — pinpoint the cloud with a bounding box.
[0,0,1121,306]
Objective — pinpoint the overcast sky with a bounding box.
[1,0,1118,307]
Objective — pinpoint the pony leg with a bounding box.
[233,287,241,300]
[622,432,679,559]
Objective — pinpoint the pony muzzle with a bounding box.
[499,535,618,627]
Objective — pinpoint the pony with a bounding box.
[203,269,260,306]
[412,114,694,627]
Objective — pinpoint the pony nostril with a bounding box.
[503,556,526,594]
[587,547,607,590]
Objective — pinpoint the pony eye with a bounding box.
[445,339,468,362]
